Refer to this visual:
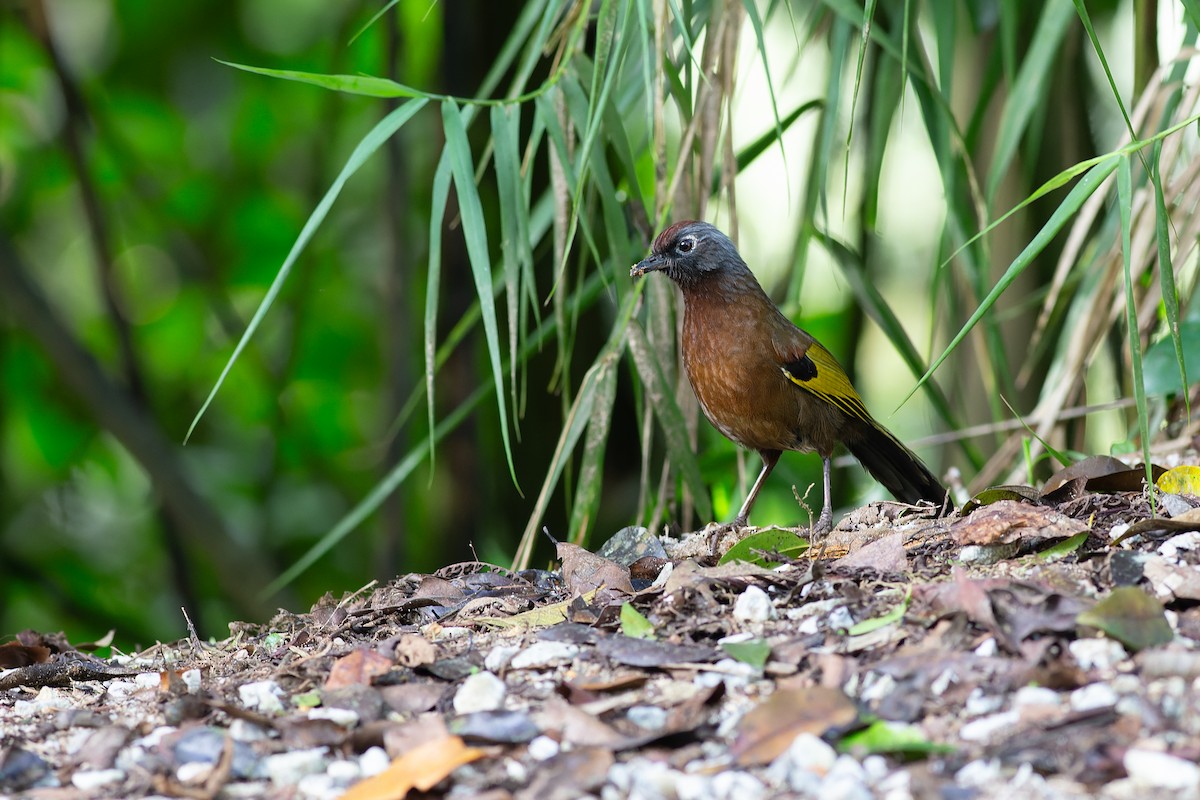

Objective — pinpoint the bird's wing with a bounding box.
[776,335,874,427]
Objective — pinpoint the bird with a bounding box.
[630,220,947,534]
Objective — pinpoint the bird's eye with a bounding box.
[677,237,695,254]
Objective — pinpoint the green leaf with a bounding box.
[846,591,908,636]
[442,99,519,489]
[1035,532,1088,561]
[721,638,771,670]
[1077,586,1173,652]
[719,529,809,567]
[839,720,954,756]
[620,602,655,640]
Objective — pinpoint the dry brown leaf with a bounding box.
[340,735,483,800]
[1043,455,1165,494]
[382,713,451,757]
[325,648,393,690]
[731,686,858,766]
[0,642,51,668]
[392,634,438,668]
[952,500,1088,546]
[556,542,634,596]
[831,532,908,573]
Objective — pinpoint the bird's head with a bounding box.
[630,220,749,289]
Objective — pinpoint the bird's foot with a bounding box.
[812,507,833,538]
[705,515,750,556]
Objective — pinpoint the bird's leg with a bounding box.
[814,454,833,535]
[732,450,781,529]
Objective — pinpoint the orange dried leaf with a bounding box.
[340,735,483,800]
[325,648,393,690]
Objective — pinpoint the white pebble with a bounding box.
[453,671,507,714]
[711,769,766,799]
[955,758,1002,787]
[627,705,667,731]
[261,748,329,785]
[326,759,361,785]
[827,606,855,632]
[508,641,579,670]
[973,637,999,657]
[182,668,203,693]
[71,769,125,790]
[767,732,837,790]
[484,644,521,672]
[229,719,271,742]
[1069,638,1128,671]
[733,585,775,623]
[296,772,340,800]
[964,687,1006,716]
[527,735,560,761]
[820,755,872,800]
[958,711,1020,742]
[176,762,212,784]
[358,746,390,777]
[1012,685,1061,708]
[1159,531,1200,558]
[1123,749,1200,791]
[1070,682,1118,712]
[238,680,286,713]
[308,707,360,728]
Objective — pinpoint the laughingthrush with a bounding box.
[631,220,947,533]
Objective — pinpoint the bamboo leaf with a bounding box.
[442,99,519,488]
[425,153,454,477]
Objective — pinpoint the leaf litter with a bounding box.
[3,452,1200,798]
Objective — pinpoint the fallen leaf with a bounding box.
[838,720,953,756]
[952,500,1089,547]
[1114,507,1200,543]
[1156,465,1200,496]
[325,649,394,690]
[0,642,51,668]
[731,686,858,766]
[721,639,771,670]
[1043,455,1164,494]
[619,603,655,640]
[340,735,483,800]
[1077,586,1173,651]
[831,532,907,573]
[960,485,1044,514]
[515,747,614,800]
[719,529,808,566]
[556,542,634,596]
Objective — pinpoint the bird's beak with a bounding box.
[630,253,666,278]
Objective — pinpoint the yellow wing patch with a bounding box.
[780,342,873,426]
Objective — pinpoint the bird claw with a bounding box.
[705,517,749,556]
[812,508,833,538]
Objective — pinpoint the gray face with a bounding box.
[630,221,745,287]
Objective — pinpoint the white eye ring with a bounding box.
[678,237,695,254]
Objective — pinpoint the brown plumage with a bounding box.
[631,220,947,532]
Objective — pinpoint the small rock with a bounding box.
[964,687,1006,715]
[858,672,898,704]
[820,755,871,800]
[1012,686,1061,708]
[308,707,360,728]
[104,680,139,700]
[1123,749,1200,791]
[239,680,286,713]
[959,711,1020,742]
[768,732,837,791]
[0,746,53,792]
[733,585,775,623]
[508,641,579,670]
[1069,638,1127,672]
[70,768,125,790]
[133,672,160,688]
[955,758,1002,787]
[326,759,361,785]
[176,762,213,784]
[527,735,560,761]
[261,748,330,785]
[229,719,271,742]
[1070,682,1118,712]
[627,705,667,731]
[358,746,390,777]
[711,770,766,800]
[827,606,855,632]
[296,772,341,800]
[1160,496,1197,519]
[973,637,999,657]
[182,668,203,693]
[453,671,507,714]
[484,644,521,672]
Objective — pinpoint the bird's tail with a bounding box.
[847,419,948,508]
